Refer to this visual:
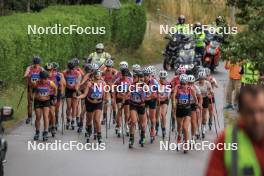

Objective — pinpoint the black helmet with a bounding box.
[44,63,53,71]
[178,15,185,24]
[194,22,202,32]
[216,16,223,25]
[51,62,59,69]
[121,68,130,77]
[72,58,79,67]
[39,71,49,79]
[32,56,41,65]
[134,70,144,78]
[68,60,75,70]
[83,63,93,73]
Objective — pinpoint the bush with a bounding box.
[112,4,146,49]
[0,4,146,86]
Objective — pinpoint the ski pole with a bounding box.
[108,107,112,129]
[213,114,218,137]
[31,93,35,126]
[168,100,172,144]
[17,87,26,109]
[105,101,108,139]
[196,108,201,140]
[214,99,220,128]
[121,101,126,144]
[61,98,65,135]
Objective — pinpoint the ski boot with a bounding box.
[85,126,92,143]
[117,128,121,138]
[125,125,129,137]
[172,117,175,132]
[71,119,75,130]
[93,128,97,140]
[42,131,48,141]
[128,135,134,149]
[139,133,146,147]
[48,125,52,133]
[26,117,31,124]
[150,128,155,144]
[115,126,119,135]
[77,121,83,133]
[34,130,40,141]
[76,117,80,126]
[162,128,166,140]
[112,111,116,124]
[51,127,56,137]
[176,135,182,151]
[101,113,107,125]
[208,116,212,131]
[202,124,206,139]
[66,118,70,130]
[97,133,103,144]
[155,121,159,136]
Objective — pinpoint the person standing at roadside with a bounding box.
[206,85,264,176]
[224,60,242,109]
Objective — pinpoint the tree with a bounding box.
[225,0,264,71]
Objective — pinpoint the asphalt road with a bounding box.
[4,62,228,176]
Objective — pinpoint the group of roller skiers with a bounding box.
[23,42,219,152]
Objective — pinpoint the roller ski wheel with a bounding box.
[94,134,97,140]
[86,137,90,143]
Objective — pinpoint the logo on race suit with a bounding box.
[90,86,103,99]
[177,93,189,105]
[65,76,76,86]
[131,92,142,103]
[38,87,49,96]
[31,73,40,82]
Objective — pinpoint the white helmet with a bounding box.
[149,65,156,74]
[132,64,141,72]
[96,43,104,50]
[159,70,168,79]
[198,71,207,79]
[143,67,152,75]
[119,61,128,70]
[91,63,99,70]
[179,74,188,83]
[205,68,211,76]
[105,59,114,67]
[187,75,196,83]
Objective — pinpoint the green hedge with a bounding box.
[112,4,146,49]
[0,4,146,86]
